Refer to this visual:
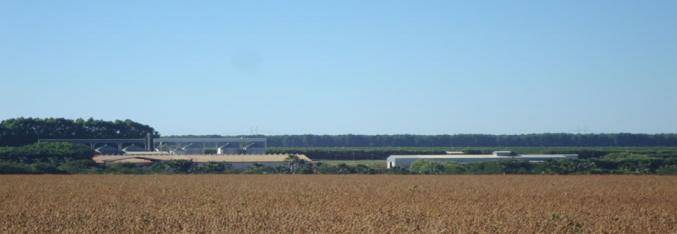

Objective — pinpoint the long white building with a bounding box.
[386,151,578,169]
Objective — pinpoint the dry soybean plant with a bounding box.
[0,175,676,233]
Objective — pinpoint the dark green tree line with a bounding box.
[3,117,677,147]
[261,134,677,147]
[0,118,158,146]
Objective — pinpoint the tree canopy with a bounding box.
[2,117,677,147]
[0,118,158,146]
[0,143,93,163]
[259,134,677,147]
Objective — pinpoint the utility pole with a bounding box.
[31,127,40,143]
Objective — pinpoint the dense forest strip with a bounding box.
[260,134,677,147]
[3,118,677,147]
[0,118,157,146]
[165,134,677,147]
[173,134,677,147]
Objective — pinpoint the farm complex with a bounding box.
[3,0,677,231]
[40,136,313,168]
[1,119,677,233]
[41,136,583,170]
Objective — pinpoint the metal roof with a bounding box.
[153,137,266,143]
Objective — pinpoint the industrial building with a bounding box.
[154,137,267,155]
[386,151,578,169]
[93,154,311,169]
[40,136,267,155]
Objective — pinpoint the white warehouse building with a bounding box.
[386,151,578,169]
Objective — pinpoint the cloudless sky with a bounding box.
[1,1,676,135]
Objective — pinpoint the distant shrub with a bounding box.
[0,143,93,163]
[149,160,193,173]
[656,166,677,175]
[410,160,447,174]
[443,163,467,174]
[601,152,651,160]
[58,159,99,174]
[104,163,144,174]
[30,162,63,174]
[191,162,232,173]
[0,161,32,174]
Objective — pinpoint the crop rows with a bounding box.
[1,175,676,233]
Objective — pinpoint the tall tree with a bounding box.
[0,118,158,146]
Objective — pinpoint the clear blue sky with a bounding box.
[1,1,676,135]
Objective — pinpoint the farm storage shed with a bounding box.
[386,151,578,169]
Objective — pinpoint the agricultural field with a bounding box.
[1,175,676,233]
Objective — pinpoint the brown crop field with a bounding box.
[1,175,676,233]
